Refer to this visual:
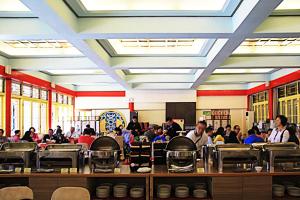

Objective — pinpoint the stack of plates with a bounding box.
[175,186,189,198]
[157,184,171,199]
[113,184,128,198]
[130,187,144,198]
[287,186,300,197]
[193,189,207,199]
[272,184,285,197]
[96,185,110,198]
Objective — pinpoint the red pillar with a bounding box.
[268,88,273,120]
[129,102,134,112]
[5,78,12,136]
[48,89,52,129]
[72,96,75,121]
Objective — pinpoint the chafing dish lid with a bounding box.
[166,136,197,151]
[90,136,120,151]
[263,142,299,150]
[1,142,37,151]
[46,144,82,151]
[216,144,252,151]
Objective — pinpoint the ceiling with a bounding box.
[0,0,299,91]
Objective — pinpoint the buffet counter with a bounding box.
[1,164,300,200]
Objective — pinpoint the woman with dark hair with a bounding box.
[287,124,299,145]
[29,127,39,142]
[213,127,225,144]
[21,131,34,142]
[268,115,289,143]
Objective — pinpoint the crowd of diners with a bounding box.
[0,115,299,153]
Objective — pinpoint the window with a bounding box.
[276,81,300,124]
[41,103,47,134]
[0,78,4,93]
[22,85,32,97]
[23,100,32,131]
[32,102,40,133]
[63,95,68,104]
[52,92,57,102]
[251,91,269,123]
[12,82,21,96]
[32,87,40,99]
[57,94,63,104]
[41,90,48,100]
[11,99,20,134]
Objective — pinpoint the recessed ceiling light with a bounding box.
[46,70,104,75]
[0,40,82,56]
[128,69,194,74]
[234,38,300,54]
[0,0,30,12]
[80,0,228,11]
[214,68,275,74]
[108,39,207,55]
[275,0,300,10]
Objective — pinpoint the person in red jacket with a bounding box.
[78,128,95,148]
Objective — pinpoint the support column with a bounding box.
[48,89,52,129]
[268,88,273,120]
[129,102,134,112]
[72,96,75,121]
[5,78,12,136]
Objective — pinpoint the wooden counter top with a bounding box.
[1,164,300,178]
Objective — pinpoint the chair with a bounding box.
[51,187,90,200]
[0,186,33,200]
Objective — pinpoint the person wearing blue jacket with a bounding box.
[244,129,264,144]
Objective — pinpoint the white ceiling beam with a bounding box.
[197,84,249,90]
[221,56,300,68]
[126,74,195,83]
[21,0,130,89]
[111,57,207,69]
[251,16,300,38]
[0,18,61,40]
[8,57,97,71]
[78,17,233,39]
[192,0,284,88]
[205,74,268,83]
[52,75,116,84]
[0,55,8,66]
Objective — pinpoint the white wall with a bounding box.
[196,96,247,132]
[75,92,248,129]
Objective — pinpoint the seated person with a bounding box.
[0,129,8,143]
[144,124,157,142]
[213,127,225,144]
[78,129,95,148]
[244,129,264,144]
[11,130,21,142]
[287,124,299,145]
[42,129,56,144]
[152,126,167,143]
[65,127,80,139]
[206,126,214,145]
[225,130,240,144]
[21,131,34,142]
[53,128,68,144]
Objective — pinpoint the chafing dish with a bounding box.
[214,144,260,173]
[36,144,84,170]
[165,136,197,173]
[261,143,300,172]
[89,136,120,173]
[0,142,37,168]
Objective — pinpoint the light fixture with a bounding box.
[234,38,300,54]
[214,68,275,74]
[46,70,104,75]
[0,0,30,12]
[80,0,228,11]
[0,40,82,56]
[275,0,300,10]
[108,39,207,55]
[128,69,194,74]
